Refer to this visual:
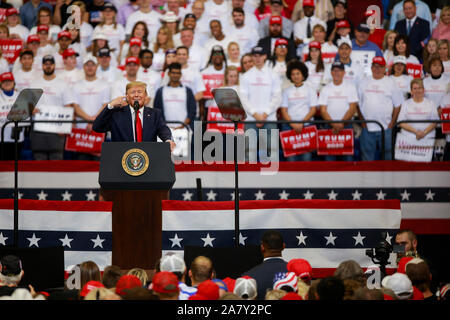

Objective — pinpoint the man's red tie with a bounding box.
[136,110,143,142]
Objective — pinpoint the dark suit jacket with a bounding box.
[242,257,288,300]
[93,105,172,142]
[394,17,430,62]
[257,36,298,61]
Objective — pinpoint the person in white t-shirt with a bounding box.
[437,39,450,77]
[318,61,358,161]
[95,48,123,86]
[72,55,110,160]
[423,57,448,108]
[29,7,61,42]
[280,60,318,161]
[36,24,56,58]
[293,0,326,48]
[30,55,76,160]
[388,34,420,66]
[200,45,227,118]
[58,48,84,87]
[323,38,365,90]
[154,62,197,131]
[0,72,23,160]
[161,46,206,102]
[227,7,258,55]
[111,56,141,98]
[136,49,162,103]
[189,0,210,47]
[301,24,337,65]
[388,55,413,100]
[239,46,282,162]
[93,3,126,63]
[178,27,207,71]
[5,7,29,42]
[204,20,236,59]
[358,56,404,161]
[13,50,36,93]
[125,0,162,43]
[397,79,439,151]
[203,0,230,28]
[304,41,325,94]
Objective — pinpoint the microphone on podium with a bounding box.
[133,100,140,142]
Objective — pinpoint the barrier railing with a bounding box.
[2,118,385,159]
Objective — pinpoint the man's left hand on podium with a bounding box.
[167,140,176,152]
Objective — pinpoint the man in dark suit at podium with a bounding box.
[394,0,430,62]
[93,81,176,151]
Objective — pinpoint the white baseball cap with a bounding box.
[382,273,413,300]
[392,55,407,65]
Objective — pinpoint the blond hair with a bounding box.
[127,268,148,286]
[126,81,147,93]
[410,78,424,90]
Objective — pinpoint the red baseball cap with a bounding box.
[5,8,19,17]
[0,72,14,82]
[125,56,140,65]
[58,30,72,40]
[150,271,179,294]
[280,292,303,300]
[336,20,351,29]
[27,35,40,44]
[275,38,289,47]
[269,15,282,25]
[303,0,315,7]
[37,25,49,33]
[62,48,78,59]
[287,258,312,281]
[309,41,322,50]
[115,275,142,296]
[129,37,142,47]
[372,56,386,66]
[195,280,219,300]
[80,281,104,297]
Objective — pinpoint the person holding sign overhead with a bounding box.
[92,81,176,152]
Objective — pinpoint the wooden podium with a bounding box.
[98,142,175,270]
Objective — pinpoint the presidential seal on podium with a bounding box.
[121,148,149,176]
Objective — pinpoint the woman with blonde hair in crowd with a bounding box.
[437,39,450,77]
[382,30,398,64]
[227,42,241,68]
[398,78,439,142]
[127,268,149,287]
[152,26,175,72]
[422,39,439,75]
[432,6,450,41]
[93,3,125,63]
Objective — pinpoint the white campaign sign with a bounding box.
[394,131,434,162]
[33,105,74,134]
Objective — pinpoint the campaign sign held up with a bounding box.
[317,129,354,155]
[280,126,318,157]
